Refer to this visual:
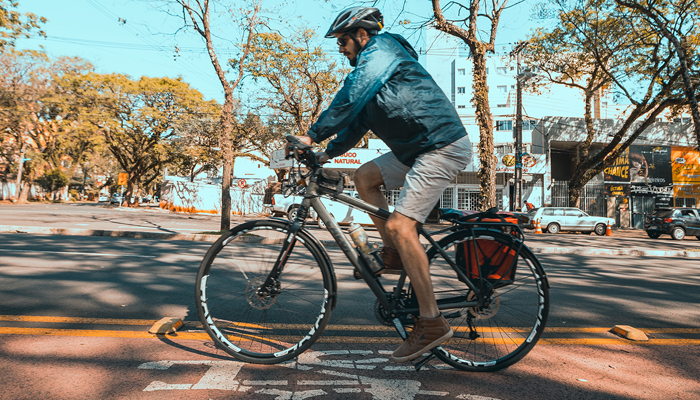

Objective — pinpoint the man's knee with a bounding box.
[385,212,419,239]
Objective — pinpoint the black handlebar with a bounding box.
[285,135,319,169]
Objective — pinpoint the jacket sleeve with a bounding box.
[324,118,369,159]
[308,38,399,145]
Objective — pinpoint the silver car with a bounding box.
[526,207,613,235]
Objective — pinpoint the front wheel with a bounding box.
[594,223,606,236]
[547,223,560,234]
[422,229,549,372]
[647,231,661,239]
[195,219,335,364]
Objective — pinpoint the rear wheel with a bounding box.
[420,229,549,372]
[671,226,685,240]
[195,219,335,364]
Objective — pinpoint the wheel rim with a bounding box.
[426,231,549,371]
[673,228,684,240]
[197,222,331,361]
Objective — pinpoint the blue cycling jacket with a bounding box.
[307,33,468,166]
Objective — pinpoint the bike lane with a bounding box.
[1,320,699,400]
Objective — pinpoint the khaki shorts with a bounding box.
[371,135,472,223]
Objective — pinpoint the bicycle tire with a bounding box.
[422,228,549,372]
[195,219,335,364]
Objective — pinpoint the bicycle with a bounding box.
[195,135,550,372]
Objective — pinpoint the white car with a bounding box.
[525,207,613,235]
[98,194,109,202]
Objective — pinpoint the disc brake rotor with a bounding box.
[467,290,500,319]
[246,276,280,310]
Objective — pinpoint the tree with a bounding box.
[614,0,700,147]
[170,0,262,230]
[0,49,55,201]
[0,0,45,52]
[246,28,348,135]
[528,0,691,207]
[430,0,509,210]
[35,167,68,200]
[169,100,222,182]
[58,72,210,206]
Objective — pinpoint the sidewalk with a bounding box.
[2,218,699,258]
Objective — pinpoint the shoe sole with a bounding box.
[391,329,454,363]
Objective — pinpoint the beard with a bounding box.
[349,56,357,67]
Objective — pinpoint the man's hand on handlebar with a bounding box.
[285,135,329,164]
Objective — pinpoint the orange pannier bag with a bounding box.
[455,239,517,288]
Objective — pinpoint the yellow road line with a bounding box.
[1,327,700,345]
[0,315,157,325]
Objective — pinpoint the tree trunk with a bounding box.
[472,49,496,210]
[220,94,233,230]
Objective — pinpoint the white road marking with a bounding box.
[0,249,155,258]
[137,352,502,399]
[255,389,327,399]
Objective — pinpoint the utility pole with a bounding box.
[510,41,529,212]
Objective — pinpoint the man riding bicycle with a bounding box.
[295,7,472,363]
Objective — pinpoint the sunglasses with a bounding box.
[336,34,351,47]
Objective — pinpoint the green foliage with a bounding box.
[245,28,348,135]
[0,0,46,52]
[36,168,69,193]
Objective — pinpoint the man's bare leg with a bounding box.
[353,161,395,249]
[385,212,439,318]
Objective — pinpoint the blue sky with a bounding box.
[15,0,541,104]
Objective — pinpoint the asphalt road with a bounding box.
[1,230,699,399]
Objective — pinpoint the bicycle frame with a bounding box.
[280,170,486,337]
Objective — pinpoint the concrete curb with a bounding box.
[529,246,700,258]
[2,225,695,258]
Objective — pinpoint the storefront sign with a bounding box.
[672,146,700,184]
[605,183,630,196]
[494,153,546,174]
[630,145,672,186]
[326,149,384,169]
[630,185,672,195]
[604,148,629,182]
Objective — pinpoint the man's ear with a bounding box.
[357,28,368,40]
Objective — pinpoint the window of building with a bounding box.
[457,105,466,109]
[457,68,466,75]
[497,104,508,108]
[457,87,466,94]
[497,85,507,93]
[673,117,692,123]
[522,119,539,130]
[496,120,513,131]
[497,67,507,74]
[486,68,489,74]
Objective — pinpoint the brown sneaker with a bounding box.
[377,247,403,275]
[392,314,453,363]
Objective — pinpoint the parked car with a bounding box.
[525,207,613,235]
[98,194,109,202]
[265,189,388,227]
[110,193,124,204]
[644,207,700,240]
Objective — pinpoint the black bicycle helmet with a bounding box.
[325,7,383,38]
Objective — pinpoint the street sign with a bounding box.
[270,149,294,169]
[118,173,128,186]
[237,179,247,188]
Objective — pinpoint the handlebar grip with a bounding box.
[285,135,312,151]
